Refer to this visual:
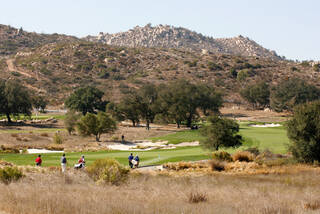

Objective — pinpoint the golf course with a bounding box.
[0,122,290,167]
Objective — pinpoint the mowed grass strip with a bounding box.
[150,122,289,154]
[150,129,206,144]
[0,146,210,167]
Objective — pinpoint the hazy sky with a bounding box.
[1,0,319,60]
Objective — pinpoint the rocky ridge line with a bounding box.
[85,24,281,60]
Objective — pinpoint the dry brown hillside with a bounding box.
[0,41,319,105]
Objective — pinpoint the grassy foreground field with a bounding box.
[1,169,320,214]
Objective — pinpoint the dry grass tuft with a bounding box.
[188,192,208,203]
[210,159,226,171]
[304,200,320,210]
[232,151,254,162]
[163,162,208,171]
[10,133,18,138]
[40,132,49,137]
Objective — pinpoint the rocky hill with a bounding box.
[85,24,281,60]
[0,24,79,56]
[0,41,318,105]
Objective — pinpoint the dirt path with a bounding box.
[6,59,33,78]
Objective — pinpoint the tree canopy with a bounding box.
[287,101,320,162]
[200,116,243,151]
[270,79,320,112]
[77,112,117,141]
[65,86,107,115]
[240,81,270,109]
[0,79,32,122]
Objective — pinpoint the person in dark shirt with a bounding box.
[128,153,134,168]
[61,154,67,173]
[134,155,140,168]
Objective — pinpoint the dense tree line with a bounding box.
[106,80,223,129]
[240,79,320,112]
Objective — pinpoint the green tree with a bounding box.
[77,112,117,142]
[200,116,243,151]
[118,93,141,127]
[157,80,223,128]
[270,79,320,112]
[0,79,32,123]
[287,101,320,162]
[135,83,159,130]
[240,81,270,109]
[197,84,223,116]
[64,110,80,135]
[106,102,125,122]
[65,86,107,115]
[32,95,48,113]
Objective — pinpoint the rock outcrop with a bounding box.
[85,24,281,60]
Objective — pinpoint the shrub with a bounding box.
[287,101,320,162]
[232,151,254,162]
[210,159,225,171]
[212,151,232,162]
[0,167,24,184]
[188,192,208,203]
[53,133,63,144]
[87,158,129,185]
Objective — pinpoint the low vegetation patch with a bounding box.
[87,158,129,185]
[212,151,232,162]
[232,151,254,162]
[53,132,63,144]
[0,166,23,184]
[210,159,226,171]
[188,192,208,203]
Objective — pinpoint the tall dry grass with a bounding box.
[0,169,319,213]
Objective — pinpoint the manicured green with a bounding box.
[0,147,210,167]
[150,130,206,144]
[150,122,289,154]
[239,122,289,154]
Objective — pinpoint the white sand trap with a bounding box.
[107,140,198,151]
[250,123,281,128]
[27,149,64,154]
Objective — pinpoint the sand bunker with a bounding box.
[107,141,199,151]
[27,149,64,154]
[250,123,281,128]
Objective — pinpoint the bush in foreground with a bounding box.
[0,166,23,184]
[210,159,226,171]
[87,158,129,185]
[232,151,254,162]
[212,151,232,162]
